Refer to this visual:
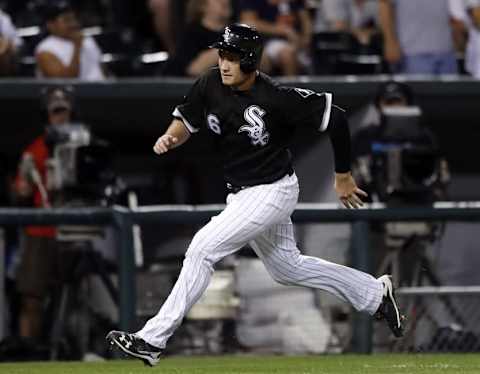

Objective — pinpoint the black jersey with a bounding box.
[173,68,333,187]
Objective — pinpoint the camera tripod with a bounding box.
[49,226,118,360]
[376,224,467,349]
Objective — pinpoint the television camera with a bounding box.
[353,105,450,286]
[370,106,449,205]
[44,123,118,206]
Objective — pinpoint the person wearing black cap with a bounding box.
[375,80,413,110]
[350,80,417,201]
[350,80,413,135]
[35,1,105,80]
[14,86,75,340]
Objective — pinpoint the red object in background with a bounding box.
[15,135,56,238]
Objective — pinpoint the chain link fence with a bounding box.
[373,287,480,353]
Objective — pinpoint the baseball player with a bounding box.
[107,23,404,366]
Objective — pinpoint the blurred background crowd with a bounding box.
[1,0,480,364]
[0,0,479,79]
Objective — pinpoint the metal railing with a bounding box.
[1,202,480,352]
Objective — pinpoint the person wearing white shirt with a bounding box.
[36,1,105,81]
[450,0,480,78]
[320,0,379,46]
[0,8,22,75]
[379,0,458,74]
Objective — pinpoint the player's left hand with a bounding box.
[334,172,368,209]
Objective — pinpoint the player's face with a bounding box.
[218,49,253,88]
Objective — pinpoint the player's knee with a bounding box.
[185,236,217,267]
[183,248,215,274]
[187,231,210,255]
[273,275,291,286]
[269,270,294,286]
[185,245,209,262]
[268,256,303,285]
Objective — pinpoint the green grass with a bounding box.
[1,354,480,374]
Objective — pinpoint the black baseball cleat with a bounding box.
[375,275,405,338]
[106,330,162,367]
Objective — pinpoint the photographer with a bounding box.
[351,81,413,198]
[352,81,449,202]
[13,86,75,340]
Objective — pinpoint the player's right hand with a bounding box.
[153,134,178,154]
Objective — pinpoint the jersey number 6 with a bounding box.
[207,114,222,135]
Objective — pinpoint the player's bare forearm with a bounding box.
[153,118,190,155]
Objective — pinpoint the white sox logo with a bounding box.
[239,105,269,146]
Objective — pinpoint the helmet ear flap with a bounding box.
[240,52,256,73]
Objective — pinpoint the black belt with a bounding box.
[226,183,247,194]
[226,168,294,194]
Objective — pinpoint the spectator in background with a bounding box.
[240,0,312,76]
[164,0,232,77]
[148,0,176,54]
[313,0,329,32]
[36,1,106,80]
[320,0,379,47]
[379,0,458,75]
[0,8,22,76]
[450,0,480,78]
[14,86,74,340]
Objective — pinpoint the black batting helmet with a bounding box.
[210,23,263,73]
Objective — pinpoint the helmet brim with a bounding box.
[209,41,246,55]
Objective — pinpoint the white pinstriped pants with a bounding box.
[136,173,383,348]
